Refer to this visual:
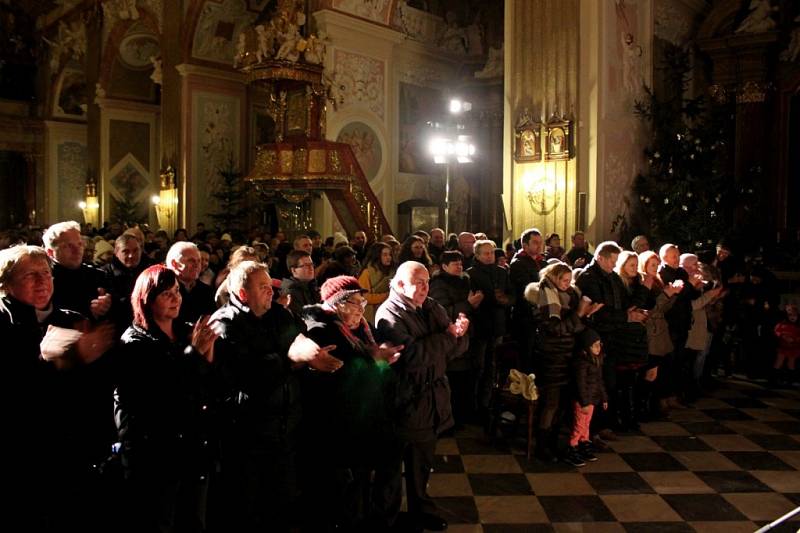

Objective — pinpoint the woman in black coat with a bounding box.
[526,262,601,461]
[301,275,402,531]
[115,264,218,533]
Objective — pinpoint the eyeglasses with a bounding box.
[343,298,368,310]
[293,262,314,270]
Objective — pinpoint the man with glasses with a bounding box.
[281,249,320,316]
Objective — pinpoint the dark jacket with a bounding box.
[467,261,514,339]
[177,279,216,325]
[573,351,607,407]
[51,261,111,320]
[658,264,700,343]
[301,305,394,463]
[375,291,468,441]
[211,295,303,440]
[429,270,475,372]
[102,256,151,331]
[575,262,630,361]
[529,283,585,386]
[563,247,593,267]
[509,250,545,326]
[2,295,116,531]
[281,276,320,317]
[115,322,215,477]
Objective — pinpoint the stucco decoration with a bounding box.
[102,0,163,51]
[54,67,88,119]
[336,122,382,181]
[192,91,241,224]
[735,0,777,34]
[333,0,392,25]
[332,50,385,119]
[395,0,445,45]
[45,20,87,72]
[475,44,503,79]
[781,15,800,62]
[119,32,160,69]
[193,0,257,65]
[654,1,693,45]
[56,140,87,221]
[398,62,445,87]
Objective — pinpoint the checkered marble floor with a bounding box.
[425,378,800,533]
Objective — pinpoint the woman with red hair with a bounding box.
[115,264,218,533]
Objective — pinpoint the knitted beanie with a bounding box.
[320,275,366,306]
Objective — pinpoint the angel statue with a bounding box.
[735,0,777,34]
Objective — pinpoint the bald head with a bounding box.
[392,261,430,307]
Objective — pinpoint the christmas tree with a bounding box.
[208,154,248,231]
[630,45,753,252]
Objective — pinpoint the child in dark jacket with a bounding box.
[567,329,608,467]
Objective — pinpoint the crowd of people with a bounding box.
[1,218,796,533]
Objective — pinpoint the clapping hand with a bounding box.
[191,315,219,362]
[665,279,684,297]
[371,342,404,365]
[627,306,648,323]
[447,312,470,338]
[90,288,112,319]
[467,290,484,308]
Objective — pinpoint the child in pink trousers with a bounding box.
[567,329,608,467]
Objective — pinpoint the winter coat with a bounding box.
[210,295,303,441]
[102,256,152,331]
[562,247,593,268]
[2,295,117,530]
[573,350,608,407]
[51,261,111,320]
[509,250,545,326]
[375,290,468,441]
[115,322,215,479]
[659,264,700,343]
[525,280,585,386]
[177,279,216,325]
[358,265,393,324]
[429,270,476,372]
[301,304,395,464]
[467,260,514,339]
[643,285,677,356]
[281,276,320,317]
[576,262,647,367]
[687,289,719,351]
[615,278,650,367]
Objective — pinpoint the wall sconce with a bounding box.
[153,165,178,235]
[514,108,542,162]
[79,177,100,226]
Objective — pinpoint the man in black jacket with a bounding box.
[576,241,648,434]
[509,228,546,371]
[167,241,215,324]
[211,261,339,532]
[376,261,469,532]
[44,220,112,321]
[102,233,151,331]
[280,249,320,317]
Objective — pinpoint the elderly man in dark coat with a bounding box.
[375,261,470,532]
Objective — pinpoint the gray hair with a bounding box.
[43,221,81,250]
[0,245,50,295]
[473,239,496,255]
[228,260,269,295]
[166,241,199,267]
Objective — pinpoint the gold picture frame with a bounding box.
[515,124,542,162]
[545,119,572,160]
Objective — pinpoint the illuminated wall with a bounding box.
[504,0,579,242]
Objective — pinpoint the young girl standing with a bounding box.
[568,329,608,466]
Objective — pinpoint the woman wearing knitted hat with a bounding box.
[300,275,403,531]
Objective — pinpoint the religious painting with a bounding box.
[398,82,443,175]
[336,121,382,181]
[545,119,572,160]
[515,124,542,162]
[285,89,307,137]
